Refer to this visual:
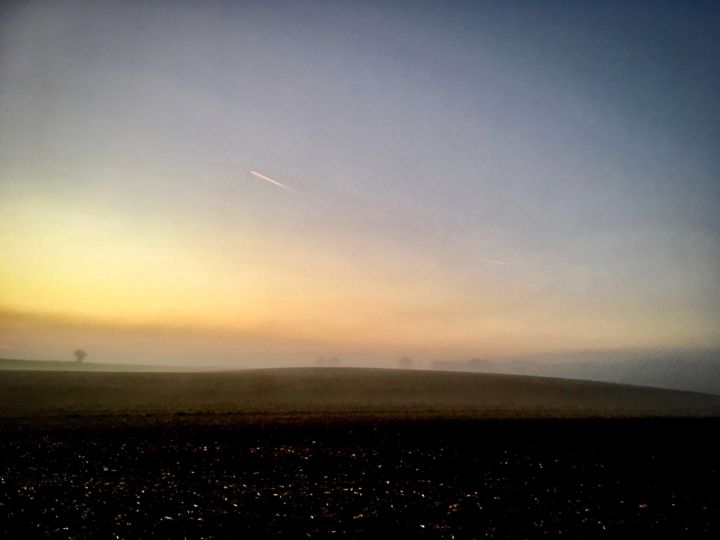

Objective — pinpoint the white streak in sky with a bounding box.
[250,170,294,192]
[481,257,507,266]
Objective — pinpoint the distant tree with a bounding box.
[73,349,87,363]
[399,356,413,369]
[467,358,491,371]
[316,356,341,367]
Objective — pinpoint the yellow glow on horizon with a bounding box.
[1,191,713,358]
[1,193,488,342]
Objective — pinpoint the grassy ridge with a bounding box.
[2,367,720,419]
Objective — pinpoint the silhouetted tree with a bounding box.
[399,356,413,369]
[467,358,491,372]
[73,349,87,363]
[316,356,341,367]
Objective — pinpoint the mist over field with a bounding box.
[3,345,719,397]
[432,348,720,395]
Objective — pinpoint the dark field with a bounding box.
[2,368,719,538]
[3,367,720,418]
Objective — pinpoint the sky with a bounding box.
[1,0,718,367]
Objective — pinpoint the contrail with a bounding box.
[481,257,507,266]
[250,170,294,192]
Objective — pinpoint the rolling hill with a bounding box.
[1,367,719,419]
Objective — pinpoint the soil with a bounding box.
[1,415,718,539]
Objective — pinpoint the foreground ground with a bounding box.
[1,416,719,538]
[1,368,719,538]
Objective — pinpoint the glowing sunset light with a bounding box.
[0,1,717,368]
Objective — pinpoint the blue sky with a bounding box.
[1,1,718,365]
